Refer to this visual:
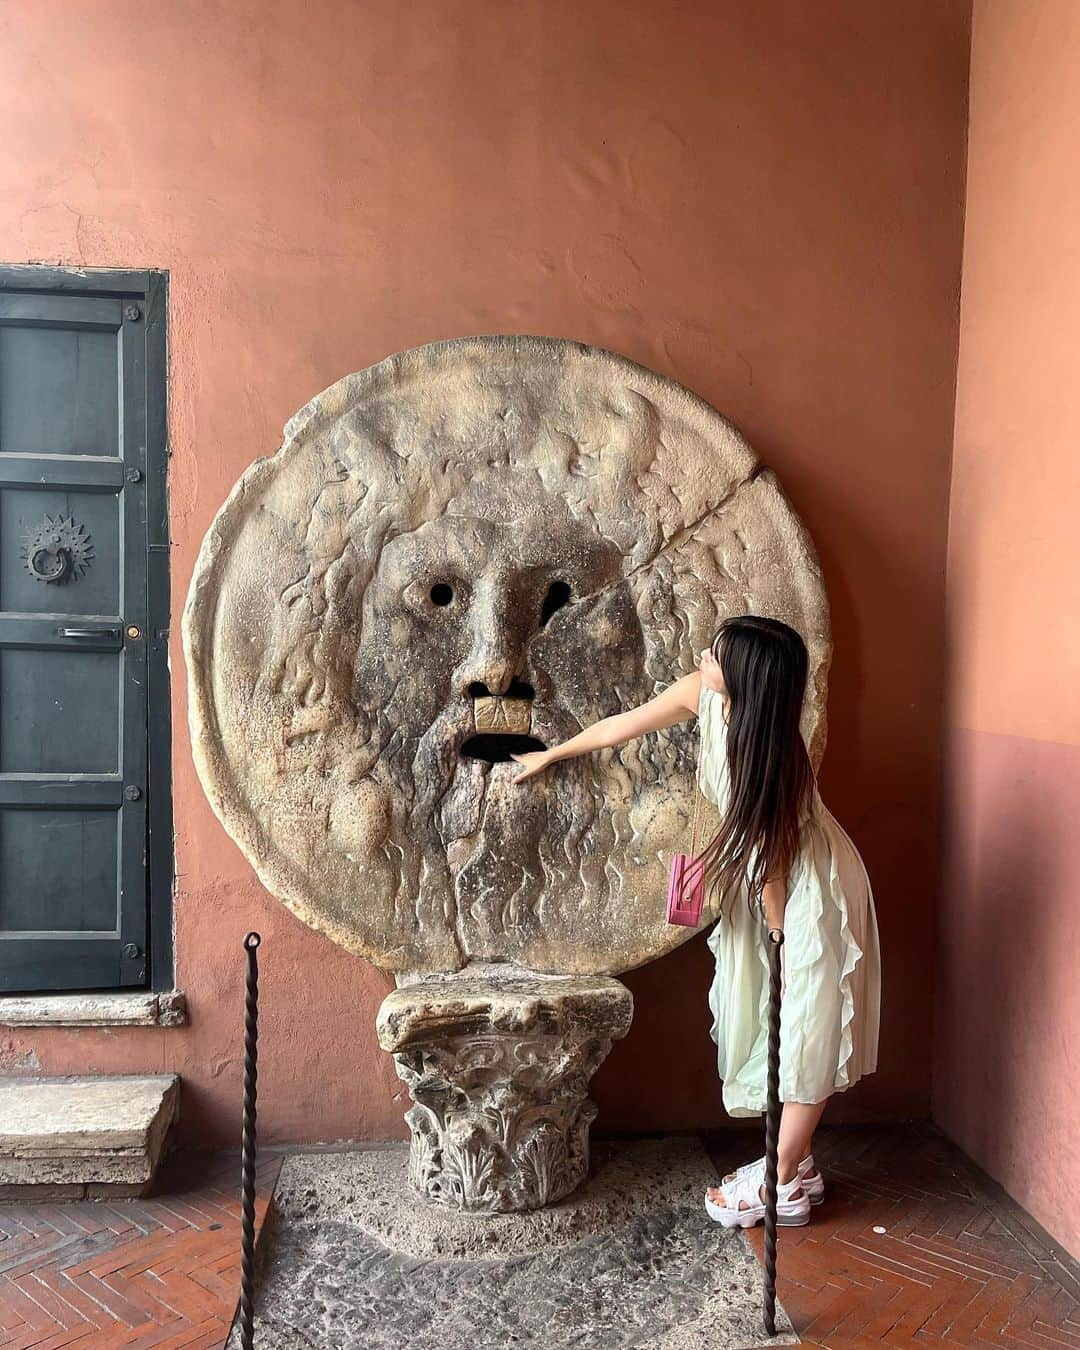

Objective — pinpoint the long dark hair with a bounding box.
[696,615,814,919]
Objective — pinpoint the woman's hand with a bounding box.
[510,749,553,783]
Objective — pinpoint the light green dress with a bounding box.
[699,681,882,1117]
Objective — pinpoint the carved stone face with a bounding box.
[184,337,830,977]
[354,491,650,965]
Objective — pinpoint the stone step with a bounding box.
[0,1073,180,1199]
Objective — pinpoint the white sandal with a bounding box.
[703,1168,811,1228]
[719,1152,825,1205]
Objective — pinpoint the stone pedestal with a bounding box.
[376,968,633,1213]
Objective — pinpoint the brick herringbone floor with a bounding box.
[705,1122,1080,1348]
[0,1152,279,1349]
[0,1126,1075,1347]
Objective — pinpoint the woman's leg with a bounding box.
[706,1096,830,1206]
[777,1097,828,1181]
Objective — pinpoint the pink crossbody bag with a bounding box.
[666,778,707,927]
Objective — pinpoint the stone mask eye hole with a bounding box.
[430,582,454,606]
[540,580,571,626]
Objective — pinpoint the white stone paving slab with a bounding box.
[0,1074,180,1190]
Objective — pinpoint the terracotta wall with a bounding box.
[937,0,1080,1257]
[0,0,971,1145]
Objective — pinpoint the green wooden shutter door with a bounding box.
[0,285,153,991]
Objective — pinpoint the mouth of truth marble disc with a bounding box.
[184,335,829,977]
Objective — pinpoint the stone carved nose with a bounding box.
[457,582,526,698]
[459,644,521,697]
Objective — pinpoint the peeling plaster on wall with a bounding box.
[0,1042,40,1074]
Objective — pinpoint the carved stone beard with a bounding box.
[355,694,616,962]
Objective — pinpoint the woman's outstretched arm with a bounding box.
[511,670,702,783]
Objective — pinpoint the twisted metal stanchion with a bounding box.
[762,924,784,1337]
[238,932,261,1350]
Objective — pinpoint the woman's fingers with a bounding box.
[510,751,549,784]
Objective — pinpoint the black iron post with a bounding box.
[238,931,261,1350]
[763,924,784,1337]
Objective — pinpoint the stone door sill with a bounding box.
[0,991,186,1028]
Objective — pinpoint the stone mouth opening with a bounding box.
[460,733,546,764]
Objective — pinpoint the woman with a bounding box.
[511,614,881,1229]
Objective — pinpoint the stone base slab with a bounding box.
[0,1074,180,1195]
[229,1137,798,1348]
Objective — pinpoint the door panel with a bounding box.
[2,488,121,614]
[0,282,150,991]
[0,809,119,931]
[0,324,120,456]
[0,649,120,773]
